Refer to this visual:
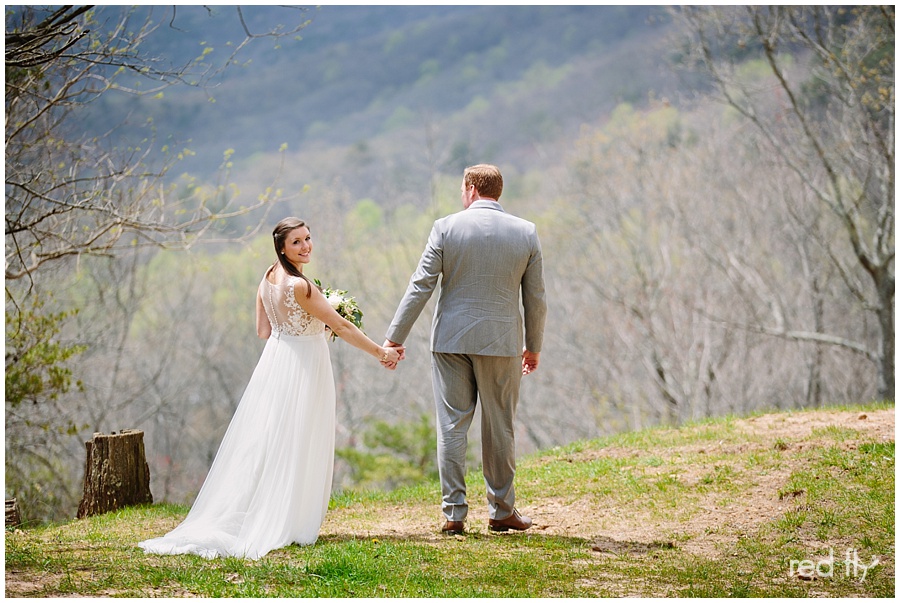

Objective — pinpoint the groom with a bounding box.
[384,164,547,534]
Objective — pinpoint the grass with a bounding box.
[5,401,894,597]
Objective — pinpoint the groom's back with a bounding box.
[431,203,541,356]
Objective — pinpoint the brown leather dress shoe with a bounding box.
[441,520,465,535]
[488,509,532,532]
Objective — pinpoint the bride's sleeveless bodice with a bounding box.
[261,275,326,337]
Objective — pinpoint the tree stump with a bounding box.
[77,429,153,518]
[6,498,22,527]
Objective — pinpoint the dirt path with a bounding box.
[321,408,895,557]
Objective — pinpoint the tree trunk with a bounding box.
[77,429,153,519]
[6,498,22,527]
[876,278,895,402]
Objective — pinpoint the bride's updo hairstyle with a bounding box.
[272,217,315,298]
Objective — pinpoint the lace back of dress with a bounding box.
[264,276,325,337]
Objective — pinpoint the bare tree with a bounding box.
[5,5,311,283]
[668,110,876,407]
[672,5,894,400]
[551,91,879,442]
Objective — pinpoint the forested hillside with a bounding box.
[83,5,674,176]
[6,6,893,523]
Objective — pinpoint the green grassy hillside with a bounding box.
[5,403,893,597]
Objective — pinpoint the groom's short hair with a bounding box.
[464,164,503,201]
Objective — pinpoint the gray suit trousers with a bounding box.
[431,352,522,522]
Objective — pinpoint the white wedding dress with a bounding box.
[139,274,335,560]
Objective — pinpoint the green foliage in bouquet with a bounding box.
[315,278,364,341]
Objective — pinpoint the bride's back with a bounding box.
[260,269,326,337]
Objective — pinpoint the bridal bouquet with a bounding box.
[315,279,364,341]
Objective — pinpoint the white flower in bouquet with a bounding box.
[315,279,364,341]
[327,293,344,309]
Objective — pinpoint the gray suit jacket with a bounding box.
[386,200,546,356]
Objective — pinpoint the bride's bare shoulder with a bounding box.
[292,275,313,299]
[264,264,280,285]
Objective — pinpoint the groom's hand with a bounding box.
[383,340,406,362]
[522,350,540,376]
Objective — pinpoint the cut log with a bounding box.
[6,498,22,527]
[77,429,153,519]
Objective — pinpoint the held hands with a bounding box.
[379,340,405,370]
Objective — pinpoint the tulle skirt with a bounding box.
[139,331,335,560]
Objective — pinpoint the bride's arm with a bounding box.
[256,288,272,339]
[294,279,400,364]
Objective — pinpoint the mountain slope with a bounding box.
[83,5,675,176]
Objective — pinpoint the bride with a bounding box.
[139,217,403,560]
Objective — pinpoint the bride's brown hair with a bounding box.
[272,217,316,298]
